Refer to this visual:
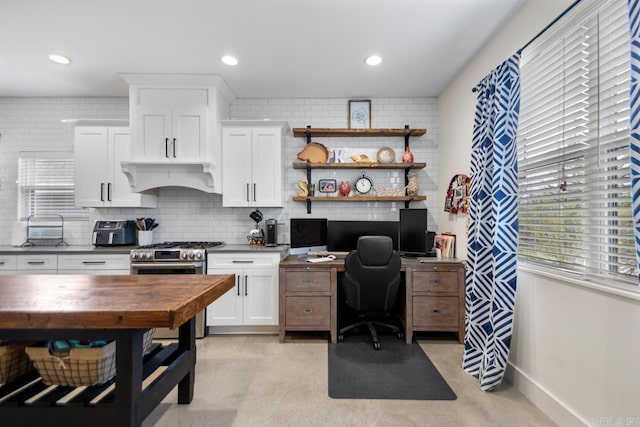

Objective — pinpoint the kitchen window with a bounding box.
[517,0,637,285]
[17,153,88,220]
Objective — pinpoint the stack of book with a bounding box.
[435,233,456,258]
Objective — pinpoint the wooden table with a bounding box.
[0,274,234,427]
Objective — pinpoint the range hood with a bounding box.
[120,161,218,193]
[119,73,236,194]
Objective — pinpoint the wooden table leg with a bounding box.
[114,329,144,426]
[177,317,196,404]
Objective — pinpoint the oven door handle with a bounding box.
[131,262,204,269]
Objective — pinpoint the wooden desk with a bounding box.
[279,256,465,344]
[0,274,234,427]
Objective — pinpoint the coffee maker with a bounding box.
[265,219,278,247]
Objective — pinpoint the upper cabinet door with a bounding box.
[74,127,109,207]
[222,128,252,207]
[136,106,172,160]
[172,105,208,160]
[251,128,282,207]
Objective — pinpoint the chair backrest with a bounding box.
[342,235,401,313]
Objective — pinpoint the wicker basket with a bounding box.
[25,329,155,387]
[0,341,35,385]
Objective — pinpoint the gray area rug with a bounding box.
[328,333,457,400]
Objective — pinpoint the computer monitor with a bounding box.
[290,218,328,255]
[327,220,399,252]
[399,208,428,257]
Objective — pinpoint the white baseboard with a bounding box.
[505,362,589,427]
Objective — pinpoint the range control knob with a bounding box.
[145,252,153,260]
[195,251,203,260]
[181,252,188,260]
[189,252,195,259]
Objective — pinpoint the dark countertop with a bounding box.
[0,244,290,258]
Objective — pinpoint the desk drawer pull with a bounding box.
[303,279,313,284]
[304,308,313,314]
[430,279,441,284]
[0,261,4,265]
[232,260,254,264]
[82,260,106,265]
[432,266,438,271]
[432,309,441,313]
[27,261,46,265]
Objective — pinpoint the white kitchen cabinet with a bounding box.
[207,253,280,326]
[0,255,17,275]
[120,74,235,193]
[74,126,157,208]
[221,121,289,207]
[133,89,208,161]
[16,254,57,274]
[57,254,130,275]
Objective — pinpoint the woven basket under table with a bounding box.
[25,329,155,387]
[0,341,35,385]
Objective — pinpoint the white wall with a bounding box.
[438,0,640,425]
[0,96,438,246]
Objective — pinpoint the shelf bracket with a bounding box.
[305,125,312,144]
[404,124,415,149]
[306,163,312,213]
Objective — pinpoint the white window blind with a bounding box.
[518,0,637,284]
[18,154,88,220]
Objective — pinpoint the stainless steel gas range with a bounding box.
[130,241,225,338]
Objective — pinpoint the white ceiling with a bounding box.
[0,0,526,99]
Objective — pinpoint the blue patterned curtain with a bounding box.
[628,0,640,278]
[463,54,520,391]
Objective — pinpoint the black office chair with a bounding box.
[338,235,403,350]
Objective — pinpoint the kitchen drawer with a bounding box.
[413,296,458,328]
[58,254,130,271]
[412,271,459,294]
[208,253,280,268]
[285,296,330,327]
[16,254,57,271]
[0,256,17,272]
[285,270,331,293]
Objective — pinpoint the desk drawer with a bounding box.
[285,270,331,293]
[413,296,458,328]
[412,271,459,294]
[285,296,330,327]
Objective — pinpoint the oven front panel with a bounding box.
[130,262,205,275]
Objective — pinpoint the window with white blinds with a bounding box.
[17,155,88,220]
[518,0,637,284]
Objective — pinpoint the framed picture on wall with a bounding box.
[348,100,371,129]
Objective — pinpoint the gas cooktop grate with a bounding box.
[137,241,225,250]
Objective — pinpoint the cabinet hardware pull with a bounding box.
[165,138,169,158]
[431,279,441,284]
[306,266,310,271]
[232,260,254,264]
[432,309,441,313]
[27,261,45,265]
[107,183,112,201]
[0,261,5,265]
[304,308,313,314]
[82,261,106,264]
[237,276,240,296]
[244,275,248,296]
[253,183,256,202]
[433,267,438,271]
[303,279,312,284]
[173,138,176,158]
[246,183,250,202]
[100,183,105,201]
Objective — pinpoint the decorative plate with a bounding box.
[376,147,396,163]
[297,142,329,163]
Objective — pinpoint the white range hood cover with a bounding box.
[121,161,218,193]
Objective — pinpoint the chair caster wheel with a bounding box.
[338,334,344,342]
[373,342,381,350]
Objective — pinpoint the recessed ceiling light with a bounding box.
[48,53,71,65]
[222,56,238,66]
[365,55,382,66]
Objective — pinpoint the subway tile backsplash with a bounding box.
[0,96,438,246]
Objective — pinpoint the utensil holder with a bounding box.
[137,230,153,246]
